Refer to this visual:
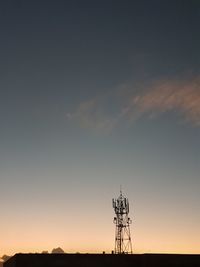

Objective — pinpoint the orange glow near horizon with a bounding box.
[1,219,200,256]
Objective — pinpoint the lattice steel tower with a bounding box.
[112,189,132,254]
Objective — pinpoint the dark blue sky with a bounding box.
[0,0,200,255]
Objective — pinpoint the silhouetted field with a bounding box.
[4,253,200,267]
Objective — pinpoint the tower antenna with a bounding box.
[112,189,133,254]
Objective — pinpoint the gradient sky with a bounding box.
[1,0,200,256]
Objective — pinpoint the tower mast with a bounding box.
[112,190,133,254]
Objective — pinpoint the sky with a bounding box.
[0,0,200,256]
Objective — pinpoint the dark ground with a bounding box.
[4,253,200,267]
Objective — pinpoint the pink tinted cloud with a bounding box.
[125,77,200,126]
[68,76,200,132]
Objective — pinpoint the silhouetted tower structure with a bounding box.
[112,189,132,254]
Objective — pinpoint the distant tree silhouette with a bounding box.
[1,255,11,262]
[51,247,65,254]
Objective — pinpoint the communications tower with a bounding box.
[112,189,132,254]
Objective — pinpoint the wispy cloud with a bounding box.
[127,77,200,125]
[68,96,120,133]
[68,76,200,132]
